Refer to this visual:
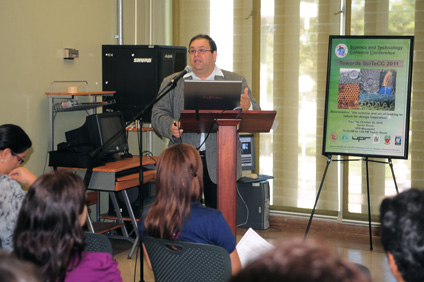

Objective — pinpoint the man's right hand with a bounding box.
[171,121,183,138]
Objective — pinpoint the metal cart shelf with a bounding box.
[46,80,116,151]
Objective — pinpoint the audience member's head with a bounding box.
[0,251,42,282]
[0,124,36,253]
[144,143,203,239]
[230,237,370,282]
[13,171,87,282]
[380,188,424,282]
[0,124,32,175]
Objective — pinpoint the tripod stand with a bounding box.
[304,155,399,250]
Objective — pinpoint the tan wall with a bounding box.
[0,0,170,178]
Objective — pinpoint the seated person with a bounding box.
[13,171,122,282]
[0,124,37,252]
[230,237,370,282]
[380,188,424,282]
[138,143,241,274]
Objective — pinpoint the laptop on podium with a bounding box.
[184,80,242,110]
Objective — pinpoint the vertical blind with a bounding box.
[172,0,422,221]
[345,0,415,221]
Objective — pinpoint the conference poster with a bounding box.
[322,36,414,159]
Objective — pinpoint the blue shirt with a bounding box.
[139,201,236,254]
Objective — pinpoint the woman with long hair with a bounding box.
[139,143,241,274]
[0,124,36,252]
[13,171,122,282]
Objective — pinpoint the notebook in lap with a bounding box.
[184,80,242,110]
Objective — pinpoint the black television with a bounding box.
[87,112,129,155]
[65,111,129,158]
[240,134,256,171]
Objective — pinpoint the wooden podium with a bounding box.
[180,110,276,235]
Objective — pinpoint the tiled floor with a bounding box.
[111,216,396,282]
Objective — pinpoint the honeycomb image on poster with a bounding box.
[338,68,397,111]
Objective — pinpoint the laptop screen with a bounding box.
[184,80,242,110]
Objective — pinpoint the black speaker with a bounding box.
[102,45,187,123]
[237,180,270,230]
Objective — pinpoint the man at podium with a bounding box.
[151,34,260,209]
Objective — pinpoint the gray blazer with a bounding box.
[151,69,261,183]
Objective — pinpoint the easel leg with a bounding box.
[365,158,373,250]
[388,158,399,194]
[304,155,332,239]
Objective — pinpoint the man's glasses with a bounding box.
[11,151,24,164]
[188,49,212,55]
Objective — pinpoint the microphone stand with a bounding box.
[84,75,184,282]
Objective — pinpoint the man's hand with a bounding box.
[240,87,251,111]
[171,121,183,138]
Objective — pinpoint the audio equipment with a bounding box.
[102,45,187,123]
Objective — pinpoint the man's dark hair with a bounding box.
[230,238,370,282]
[189,34,217,52]
[380,188,424,282]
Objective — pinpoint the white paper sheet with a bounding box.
[236,228,275,267]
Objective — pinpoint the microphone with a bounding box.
[169,66,192,86]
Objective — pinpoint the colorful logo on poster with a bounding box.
[341,134,350,142]
[330,132,338,141]
[335,44,348,58]
[384,135,391,145]
[395,136,402,145]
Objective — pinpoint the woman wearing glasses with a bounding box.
[0,124,36,252]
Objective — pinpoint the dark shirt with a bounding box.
[139,201,236,254]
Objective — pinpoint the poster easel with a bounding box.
[304,155,399,250]
[311,36,414,250]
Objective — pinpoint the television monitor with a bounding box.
[86,112,129,155]
[65,112,129,157]
[240,134,256,171]
[65,122,91,149]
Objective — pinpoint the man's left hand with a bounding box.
[240,88,251,111]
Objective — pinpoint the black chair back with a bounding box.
[83,232,113,256]
[143,236,232,282]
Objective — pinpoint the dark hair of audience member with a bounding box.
[230,237,370,282]
[13,171,86,282]
[380,188,424,282]
[144,144,203,239]
[0,124,32,154]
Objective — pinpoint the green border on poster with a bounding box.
[322,35,414,159]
